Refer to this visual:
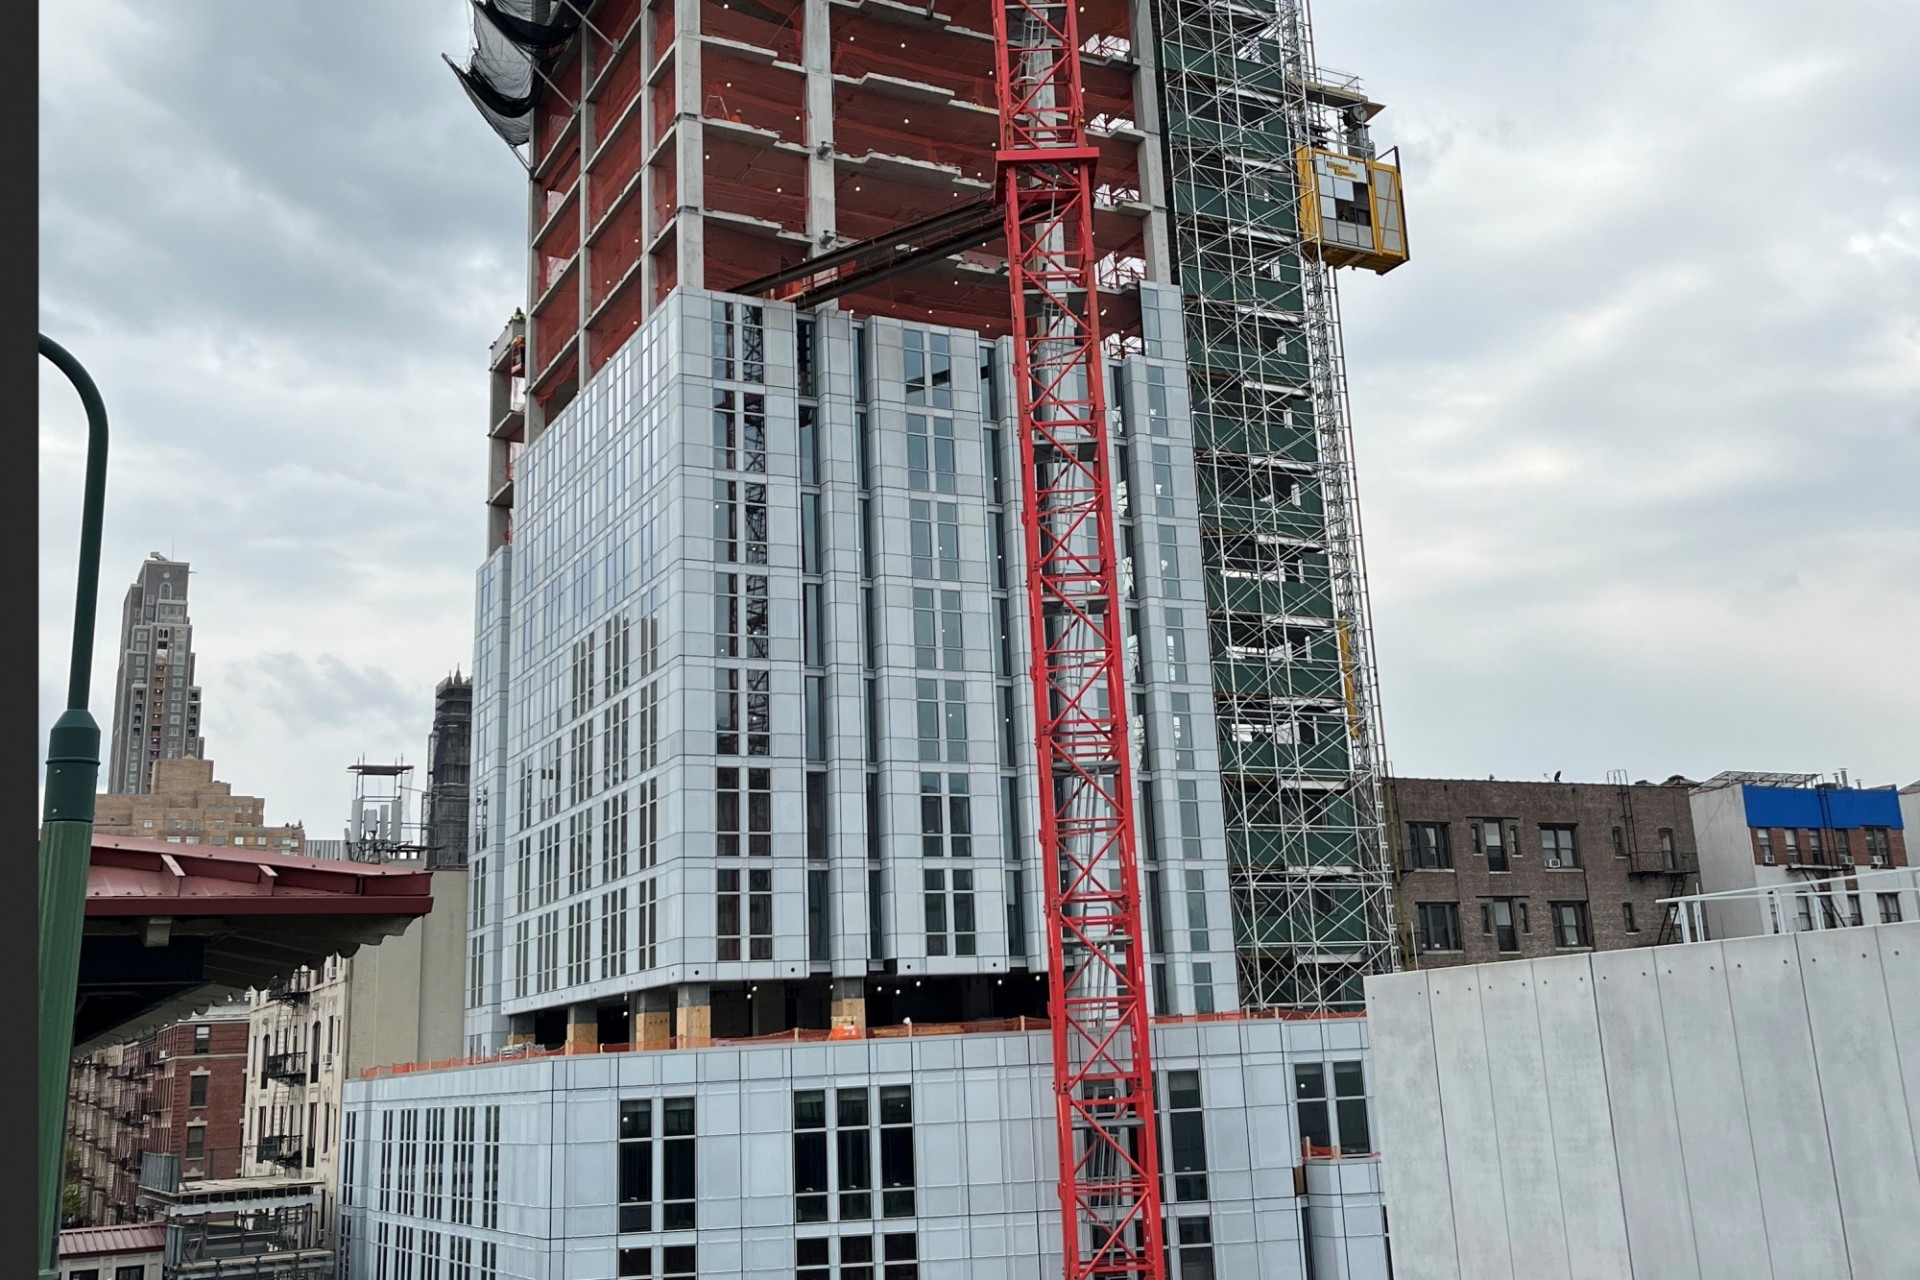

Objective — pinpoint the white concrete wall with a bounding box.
[1686,784,1772,937]
[347,868,470,1074]
[1365,922,1920,1280]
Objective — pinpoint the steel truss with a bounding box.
[1151,0,1395,1010]
[994,0,1167,1275]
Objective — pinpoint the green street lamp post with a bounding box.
[38,334,109,1280]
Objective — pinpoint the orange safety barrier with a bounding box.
[354,1007,1367,1080]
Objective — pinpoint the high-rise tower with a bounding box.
[107,553,206,795]
[424,673,476,869]
[336,5,1407,1278]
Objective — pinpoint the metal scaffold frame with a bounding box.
[994,0,1167,1273]
[1152,0,1395,1011]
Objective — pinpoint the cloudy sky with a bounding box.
[39,0,1918,832]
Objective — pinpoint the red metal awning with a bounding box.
[86,835,435,917]
[74,836,440,1053]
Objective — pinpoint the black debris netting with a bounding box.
[445,0,591,151]
[474,0,587,51]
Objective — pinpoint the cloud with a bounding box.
[1316,0,1920,783]
[39,0,512,827]
[39,0,1918,837]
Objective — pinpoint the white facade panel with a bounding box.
[1424,968,1515,1280]
[1475,964,1571,1280]
[341,1024,1389,1280]
[1367,923,1920,1279]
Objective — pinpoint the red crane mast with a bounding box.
[992,2,1168,1278]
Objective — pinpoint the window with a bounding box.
[1878,893,1905,924]
[1479,898,1521,953]
[1406,822,1451,870]
[838,1087,874,1219]
[906,414,958,493]
[711,300,764,382]
[116,1266,147,1280]
[1164,1070,1208,1202]
[619,1099,653,1232]
[663,1246,696,1280]
[904,330,953,407]
[424,1109,446,1219]
[193,1024,212,1055]
[1783,829,1800,862]
[189,1073,208,1108]
[186,1123,206,1160]
[882,1233,918,1280]
[1550,901,1592,949]
[879,1085,915,1217]
[450,1107,476,1225]
[1757,829,1774,864]
[601,889,629,980]
[1658,828,1677,869]
[911,589,965,671]
[662,1097,697,1230]
[1865,827,1891,866]
[908,500,961,582]
[716,668,771,756]
[1173,1218,1215,1280]
[1540,824,1579,868]
[618,1248,652,1278]
[1473,819,1510,872]
[714,572,770,659]
[1611,826,1626,859]
[1415,902,1461,952]
[718,871,741,960]
[1623,902,1638,933]
[914,680,968,763]
[918,774,972,858]
[794,1090,829,1222]
[710,389,767,473]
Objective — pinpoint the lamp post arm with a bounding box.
[39,333,110,714]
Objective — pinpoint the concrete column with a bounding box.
[566,1003,598,1053]
[830,977,867,1035]
[675,982,712,1047]
[632,989,674,1050]
[1126,0,1175,283]
[673,0,706,287]
[802,0,837,249]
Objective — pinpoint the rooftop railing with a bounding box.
[1660,866,1919,944]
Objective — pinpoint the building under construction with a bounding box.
[341,0,1407,1276]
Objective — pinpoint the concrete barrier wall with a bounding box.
[1365,922,1920,1280]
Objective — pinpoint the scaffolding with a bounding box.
[1152,0,1395,1010]
[344,762,428,865]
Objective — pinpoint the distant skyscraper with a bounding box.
[423,672,474,869]
[107,554,205,794]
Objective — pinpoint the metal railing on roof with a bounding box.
[1659,866,1919,944]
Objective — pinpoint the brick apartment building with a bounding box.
[1688,771,1910,938]
[66,1002,253,1225]
[1387,776,1701,969]
[94,757,306,854]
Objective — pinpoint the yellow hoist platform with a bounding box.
[1297,148,1408,274]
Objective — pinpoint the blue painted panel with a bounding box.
[1742,787,1903,831]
